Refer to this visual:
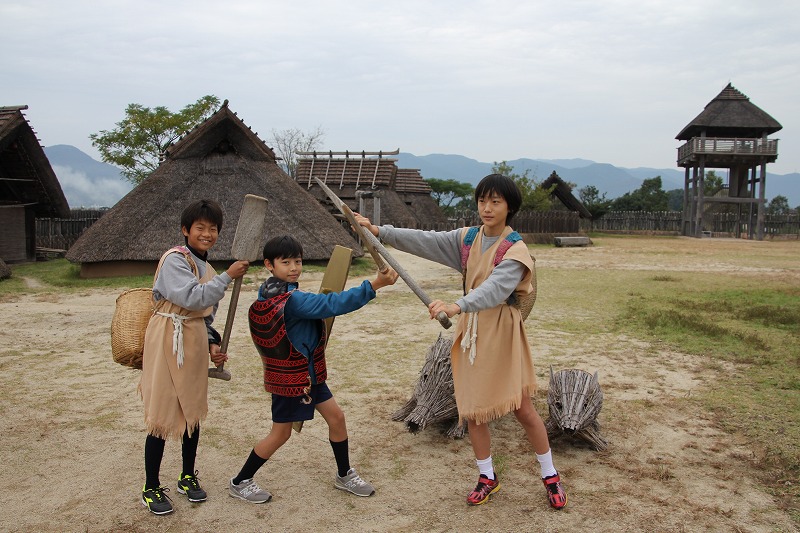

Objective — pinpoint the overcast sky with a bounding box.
[3,0,799,175]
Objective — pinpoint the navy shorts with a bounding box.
[271,383,333,423]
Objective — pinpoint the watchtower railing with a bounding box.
[677,137,779,165]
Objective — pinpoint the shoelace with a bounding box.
[345,474,368,487]
[545,480,563,496]
[239,480,263,496]
[182,476,200,489]
[149,486,171,502]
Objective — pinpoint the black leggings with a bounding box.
[144,426,200,490]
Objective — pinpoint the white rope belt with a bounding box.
[460,310,478,365]
[156,312,192,368]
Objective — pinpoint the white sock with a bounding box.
[476,456,495,480]
[536,449,557,479]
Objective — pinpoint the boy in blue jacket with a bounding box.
[228,234,398,503]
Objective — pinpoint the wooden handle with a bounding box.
[218,276,243,369]
[359,229,452,329]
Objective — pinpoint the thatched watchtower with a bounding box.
[676,84,782,239]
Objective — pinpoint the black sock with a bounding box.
[330,438,350,477]
[233,449,268,485]
[144,434,166,490]
[181,425,200,477]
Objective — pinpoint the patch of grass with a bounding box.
[2,259,153,294]
[1,256,379,295]
[617,281,800,506]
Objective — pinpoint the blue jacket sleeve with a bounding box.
[285,280,377,320]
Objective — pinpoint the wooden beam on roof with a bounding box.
[296,149,400,157]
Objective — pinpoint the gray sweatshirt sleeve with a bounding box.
[378,225,526,314]
[153,253,233,312]
[455,259,526,313]
[378,225,463,270]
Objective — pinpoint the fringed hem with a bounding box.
[457,384,538,426]
[144,414,206,441]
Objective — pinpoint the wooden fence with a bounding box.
[584,210,799,236]
[36,209,107,250]
[418,210,581,234]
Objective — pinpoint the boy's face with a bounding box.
[182,218,219,254]
[264,255,303,283]
[477,191,509,236]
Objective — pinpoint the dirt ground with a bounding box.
[1,237,798,532]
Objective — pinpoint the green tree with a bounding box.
[610,176,668,211]
[767,195,791,215]
[666,189,683,211]
[578,185,612,219]
[269,126,326,179]
[491,161,552,211]
[90,95,220,184]
[425,178,474,215]
[704,170,724,196]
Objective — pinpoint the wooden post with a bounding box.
[696,158,706,238]
[757,162,767,241]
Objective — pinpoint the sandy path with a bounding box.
[0,237,797,532]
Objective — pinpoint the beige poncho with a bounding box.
[452,226,537,425]
[140,249,215,440]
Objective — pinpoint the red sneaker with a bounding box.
[543,473,567,509]
[466,474,500,505]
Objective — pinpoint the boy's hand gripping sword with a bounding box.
[209,194,270,381]
[314,177,452,329]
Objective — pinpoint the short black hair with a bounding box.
[263,235,304,263]
[474,173,523,223]
[180,199,224,233]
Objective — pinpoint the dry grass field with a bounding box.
[1,235,798,532]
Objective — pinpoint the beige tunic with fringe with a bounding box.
[140,249,215,440]
[452,226,537,425]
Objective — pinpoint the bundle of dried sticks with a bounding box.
[392,333,465,438]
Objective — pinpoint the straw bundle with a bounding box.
[545,367,607,451]
[110,288,154,369]
[392,333,465,438]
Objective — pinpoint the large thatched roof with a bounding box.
[0,105,69,217]
[676,84,783,140]
[66,103,361,275]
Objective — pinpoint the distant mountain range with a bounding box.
[43,144,799,208]
[44,145,132,208]
[396,153,800,207]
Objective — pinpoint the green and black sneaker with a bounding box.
[177,471,207,502]
[141,485,173,515]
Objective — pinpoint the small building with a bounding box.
[0,105,70,262]
[676,84,782,239]
[66,102,361,277]
[295,150,422,227]
[394,168,449,228]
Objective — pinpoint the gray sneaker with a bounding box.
[334,468,375,497]
[229,478,272,503]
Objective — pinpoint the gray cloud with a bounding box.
[3,0,798,175]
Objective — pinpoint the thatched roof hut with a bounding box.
[541,172,593,219]
[294,151,419,227]
[0,105,70,263]
[676,83,782,140]
[394,169,449,227]
[66,102,361,278]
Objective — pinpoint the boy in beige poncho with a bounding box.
[355,173,567,509]
[139,199,249,515]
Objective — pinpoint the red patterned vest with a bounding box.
[248,291,328,397]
